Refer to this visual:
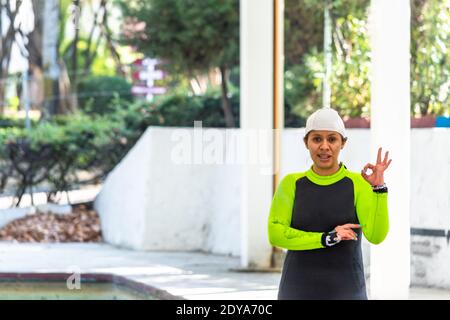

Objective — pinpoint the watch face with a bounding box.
[325,232,341,247]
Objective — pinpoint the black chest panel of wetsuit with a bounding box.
[278,176,367,300]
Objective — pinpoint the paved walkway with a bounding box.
[0,242,449,300]
[0,185,101,210]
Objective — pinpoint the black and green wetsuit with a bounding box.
[268,163,389,300]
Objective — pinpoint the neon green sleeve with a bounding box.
[268,174,325,250]
[351,174,389,244]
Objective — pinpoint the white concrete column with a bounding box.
[240,0,275,268]
[369,0,411,299]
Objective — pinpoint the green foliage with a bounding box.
[0,114,124,205]
[0,116,37,129]
[284,0,450,121]
[118,0,239,74]
[284,1,324,68]
[411,0,450,116]
[284,0,371,123]
[59,0,125,83]
[148,89,240,127]
[77,75,133,115]
[285,0,370,67]
[61,37,118,79]
[117,0,239,127]
[194,91,240,127]
[154,93,203,126]
[284,58,322,120]
[331,15,371,117]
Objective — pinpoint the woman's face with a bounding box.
[304,130,346,172]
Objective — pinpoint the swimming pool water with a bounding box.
[0,281,159,300]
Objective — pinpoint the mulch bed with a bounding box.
[0,204,102,243]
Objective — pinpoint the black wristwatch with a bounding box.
[372,183,388,193]
[321,229,341,247]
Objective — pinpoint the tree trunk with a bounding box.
[219,66,235,128]
[59,58,77,114]
[28,0,44,68]
[42,0,60,117]
[323,0,332,108]
[83,0,106,73]
[0,86,5,115]
[98,1,125,77]
[28,0,44,111]
[71,0,81,88]
[0,2,2,114]
[0,0,24,114]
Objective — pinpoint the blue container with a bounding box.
[436,116,450,127]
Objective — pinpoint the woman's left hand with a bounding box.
[361,147,392,186]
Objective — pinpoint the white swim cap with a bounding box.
[304,107,347,139]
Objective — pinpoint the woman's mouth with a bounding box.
[318,154,332,162]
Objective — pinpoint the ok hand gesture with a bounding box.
[361,147,392,186]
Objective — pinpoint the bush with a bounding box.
[77,76,133,115]
[0,116,37,129]
[284,61,322,122]
[152,90,240,127]
[104,98,164,152]
[0,114,124,206]
[152,93,203,126]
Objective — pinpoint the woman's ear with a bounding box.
[303,137,309,149]
[341,137,348,149]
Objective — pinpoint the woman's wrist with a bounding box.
[371,178,384,186]
[372,183,388,193]
[321,229,341,247]
[372,182,386,188]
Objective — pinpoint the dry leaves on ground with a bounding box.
[0,204,102,243]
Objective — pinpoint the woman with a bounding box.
[268,107,391,300]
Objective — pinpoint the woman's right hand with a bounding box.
[334,223,361,241]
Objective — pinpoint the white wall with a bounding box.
[94,127,450,287]
[410,129,450,288]
[95,127,241,255]
[94,128,153,250]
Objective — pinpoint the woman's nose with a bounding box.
[319,141,330,150]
